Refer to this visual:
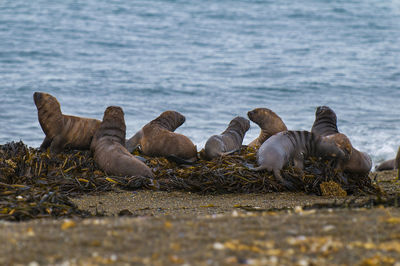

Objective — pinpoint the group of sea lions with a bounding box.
[33,92,398,189]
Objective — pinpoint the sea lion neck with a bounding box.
[98,107,126,144]
[312,106,339,136]
[150,111,185,131]
[223,117,250,139]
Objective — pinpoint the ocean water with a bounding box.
[1,0,400,167]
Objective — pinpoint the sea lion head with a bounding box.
[229,116,251,133]
[321,133,352,162]
[315,106,337,124]
[33,92,63,137]
[97,106,126,143]
[151,110,186,131]
[247,108,287,132]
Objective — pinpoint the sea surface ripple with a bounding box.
[1,0,400,166]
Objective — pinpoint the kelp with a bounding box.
[0,141,381,221]
[0,141,154,221]
[147,146,379,195]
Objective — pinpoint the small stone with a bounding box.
[213,242,225,250]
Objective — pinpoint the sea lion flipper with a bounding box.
[166,155,197,165]
[273,169,295,191]
[49,135,65,154]
[40,136,52,151]
[126,130,143,153]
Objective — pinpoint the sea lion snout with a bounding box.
[247,110,255,120]
[33,92,43,105]
[315,106,335,117]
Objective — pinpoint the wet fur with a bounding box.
[126,111,197,162]
[247,108,287,148]
[91,106,153,178]
[203,116,250,160]
[33,92,101,153]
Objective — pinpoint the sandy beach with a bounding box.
[0,170,399,265]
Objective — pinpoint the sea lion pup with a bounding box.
[90,106,154,178]
[375,159,396,171]
[311,106,339,136]
[33,92,101,154]
[247,108,287,148]
[126,111,197,163]
[254,130,347,189]
[311,106,372,175]
[376,146,400,172]
[203,116,250,160]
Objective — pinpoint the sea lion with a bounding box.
[33,92,101,153]
[254,130,347,188]
[203,116,250,160]
[375,159,396,171]
[311,106,372,175]
[247,108,287,148]
[311,106,339,136]
[90,106,154,178]
[126,111,197,163]
[376,146,400,173]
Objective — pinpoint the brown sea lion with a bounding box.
[254,130,347,189]
[33,92,101,153]
[311,106,372,175]
[126,111,197,163]
[90,106,154,178]
[203,116,250,160]
[247,108,287,148]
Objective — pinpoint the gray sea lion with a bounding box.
[203,116,250,160]
[247,108,287,148]
[375,159,396,171]
[311,106,372,175]
[126,111,197,163]
[90,106,154,178]
[254,130,347,188]
[33,92,101,154]
[376,146,400,173]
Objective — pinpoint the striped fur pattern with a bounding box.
[33,92,101,153]
[311,105,372,175]
[126,110,185,152]
[247,108,287,148]
[126,110,197,162]
[91,106,154,178]
[203,116,250,160]
[256,130,346,188]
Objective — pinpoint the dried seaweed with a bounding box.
[0,141,154,221]
[146,146,379,195]
[0,141,381,221]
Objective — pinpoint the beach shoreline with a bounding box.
[0,170,399,265]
